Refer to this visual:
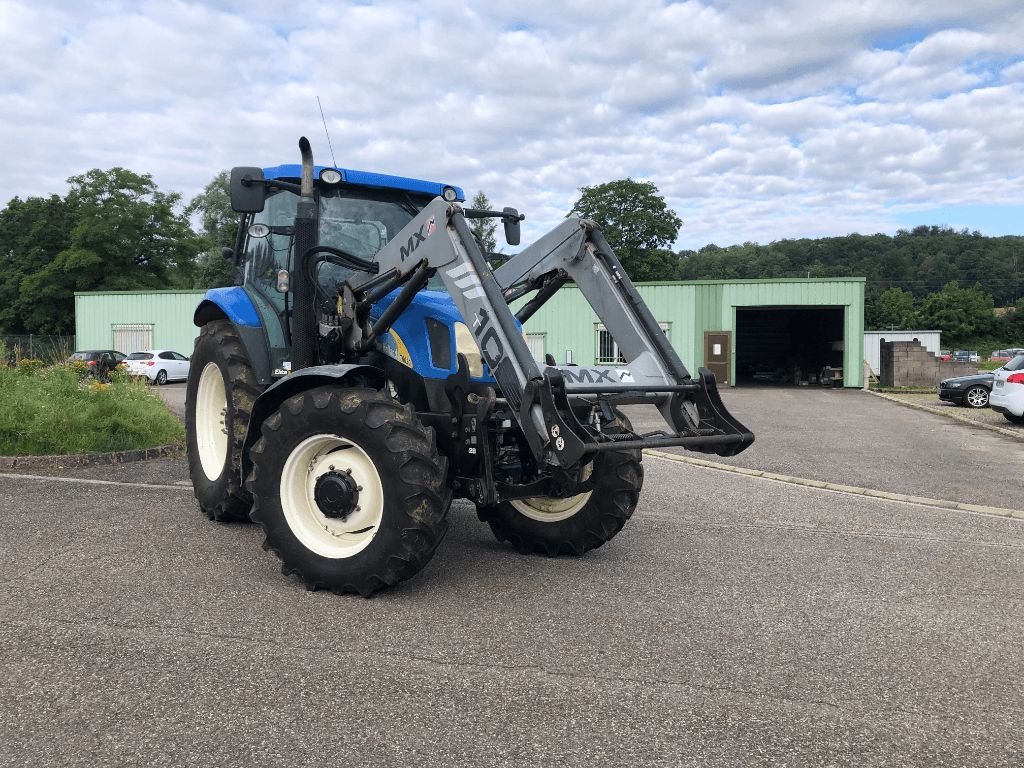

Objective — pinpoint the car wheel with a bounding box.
[964,386,988,408]
[155,369,168,385]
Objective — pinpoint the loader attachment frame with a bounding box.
[362,202,754,469]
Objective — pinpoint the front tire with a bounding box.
[248,386,451,596]
[964,386,988,408]
[155,369,168,385]
[185,321,262,522]
[477,415,643,556]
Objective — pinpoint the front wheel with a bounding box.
[477,415,643,556]
[964,386,988,408]
[248,386,451,596]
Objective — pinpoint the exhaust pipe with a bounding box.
[299,136,314,199]
[291,137,318,370]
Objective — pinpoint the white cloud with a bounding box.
[0,0,1022,251]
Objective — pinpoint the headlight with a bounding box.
[453,322,484,377]
[948,382,961,388]
[442,185,459,202]
[319,168,343,185]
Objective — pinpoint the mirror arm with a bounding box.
[258,178,302,194]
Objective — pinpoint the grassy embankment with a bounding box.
[0,362,183,456]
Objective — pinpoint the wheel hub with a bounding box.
[313,470,360,520]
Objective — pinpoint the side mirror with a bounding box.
[229,166,266,213]
[502,207,522,246]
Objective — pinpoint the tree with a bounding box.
[1002,297,1024,341]
[569,179,683,282]
[18,168,200,333]
[916,282,996,341]
[186,171,238,289]
[0,194,75,334]
[869,287,917,330]
[468,190,498,256]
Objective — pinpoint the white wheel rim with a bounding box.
[195,362,228,481]
[510,463,594,522]
[968,389,986,407]
[279,434,384,559]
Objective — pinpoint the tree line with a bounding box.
[0,169,233,335]
[2,171,1021,346]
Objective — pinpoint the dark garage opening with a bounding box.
[736,306,845,386]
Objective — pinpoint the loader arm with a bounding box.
[365,200,754,469]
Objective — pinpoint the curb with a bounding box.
[0,444,182,471]
[864,389,1024,442]
[644,449,1024,521]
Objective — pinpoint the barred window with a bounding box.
[596,323,669,365]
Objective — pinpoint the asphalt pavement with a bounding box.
[1,386,1022,766]
[624,387,1024,509]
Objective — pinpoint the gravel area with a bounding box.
[881,391,1024,430]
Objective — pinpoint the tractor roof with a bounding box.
[262,164,465,202]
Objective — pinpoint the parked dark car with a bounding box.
[68,350,126,377]
[938,371,994,408]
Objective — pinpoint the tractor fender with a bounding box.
[193,288,272,386]
[240,364,386,481]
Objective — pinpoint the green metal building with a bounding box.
[515,277,865,388]
[75,277,865,387]
[74,290,206,356]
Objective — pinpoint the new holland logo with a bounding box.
[445,262,486,300]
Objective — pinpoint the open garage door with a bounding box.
[735,307,845,386]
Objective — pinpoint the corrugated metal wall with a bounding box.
[76,278,866,386]
[74,291,206,355]
[719,279,865,385]
[518,278,864,386]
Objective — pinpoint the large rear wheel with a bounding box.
[248,386,451,596]
[185,321,262,522]
[477,413,643,556]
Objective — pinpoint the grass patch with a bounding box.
[0,364,184,456]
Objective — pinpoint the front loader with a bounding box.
[185,137,753,595]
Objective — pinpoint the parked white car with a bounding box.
[121,350,191,385]
[989,354,1024,424]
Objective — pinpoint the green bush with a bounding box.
[0,364,183,456]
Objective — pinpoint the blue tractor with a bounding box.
[186,138,753,595]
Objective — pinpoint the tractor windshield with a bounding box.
[242,186,440,315]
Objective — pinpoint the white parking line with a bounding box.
[0,472,191,491]
[645,450,1024,521]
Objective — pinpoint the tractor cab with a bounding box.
[210,163,467,383]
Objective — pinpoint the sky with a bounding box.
[1,0,1023,250]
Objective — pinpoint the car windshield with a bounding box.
[127,352,153,360]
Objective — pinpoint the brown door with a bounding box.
[704,331,731,385]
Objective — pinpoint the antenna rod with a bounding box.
[317,95,338,168]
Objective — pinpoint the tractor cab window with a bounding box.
[313,189,429,295]
[242,190,298,313]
